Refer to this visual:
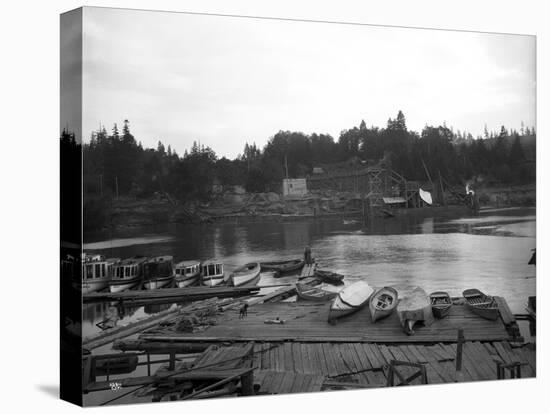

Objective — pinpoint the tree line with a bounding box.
[80,112,536,202]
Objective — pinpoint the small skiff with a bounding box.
[396,287,433,335]
[229,262,261,287]
[462,288,500,320]
[296,283,337,302]
[328,280,374,323]
[429,291,452,319]
[369,287,398,322]
[260,259,304,275]
[315,270,345,285]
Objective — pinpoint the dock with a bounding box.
[84,292,534,403]
[137,298,521,344]
[83,285,267,304]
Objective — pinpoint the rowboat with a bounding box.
[229,262,261,287]
[328,280,374,323]
[260,259,304,275]
[369,287,398,322]
[143,256,174,290]
[429,291,452,319]
[201,259,225,287]
[174,260,201,288]
[296,283,337,302]
[315,270,345,285]
[109,256,148,293]
[396,287,433,335]
[462,289,500,320]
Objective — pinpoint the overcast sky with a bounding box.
[76,7,535,158]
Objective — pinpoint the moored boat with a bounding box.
[315,269,345,285]
[296,283,337,302]
[397,287,433,335]
[79,254,120,294]
[429,291,452,319]
[328,280,374,323]
[142,256,174,290]
[260,258,304,275]
[174,260,201,288]
[462,288,500,320]
[229,262,261,287]
[369,287,398,322]
[109,256,148,293]
[200,259,225,287]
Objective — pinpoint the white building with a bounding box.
[282,178,307,196]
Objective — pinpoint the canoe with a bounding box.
[229,262,261,287]
[396,287,433,335]
[315,270,345,285]
[462,289,500,320]
[260,259,304,275]
[328,280,374,323]
[430,291,452,319]
[369,287,398,322]
[296,283,337,302]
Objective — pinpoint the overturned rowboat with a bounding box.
[463,288,500,320]
[397,287,433,335]
[369,287,398,322]
[328,280,374,323]
[430,291,452,319]
[296,283,337,302]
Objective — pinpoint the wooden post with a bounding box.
[455,328,465,382]
[240,371,254,396]
[169,352,175,371]
[438,171,446,206]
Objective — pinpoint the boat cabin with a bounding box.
[82,252,105,263]
[112,257,147,280]
[201,260,224,278]
[83,257,119,280]
[174,260,201,277]
[143,256,173,280]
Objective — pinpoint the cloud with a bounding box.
[81,8,536,158]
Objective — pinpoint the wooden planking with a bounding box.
[256,370,325,395]
[494,296,516,325]
[144,300,513,344]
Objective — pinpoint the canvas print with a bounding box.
[60,7,536,407]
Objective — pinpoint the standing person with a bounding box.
[304,245,312,265]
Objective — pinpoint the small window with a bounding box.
[125,267,130,277]
[95,264,100,278]
[86,265,93,279]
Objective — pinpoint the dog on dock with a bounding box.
[239,303,249,319]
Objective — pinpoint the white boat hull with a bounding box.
[175,274,200,288]
[143,277,174,290]
[202,276,225,287]
[80,279,110,294]
[109,279,142,293]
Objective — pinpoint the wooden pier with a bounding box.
[84,292,534,403]
[137,298,521,344]
[83,285,266,304]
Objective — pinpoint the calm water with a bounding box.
[83,206,535,336]
[82,207,536,405]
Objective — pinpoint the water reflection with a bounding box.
[83,208,535,340]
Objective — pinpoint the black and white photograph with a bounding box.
[57,3,539,409]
